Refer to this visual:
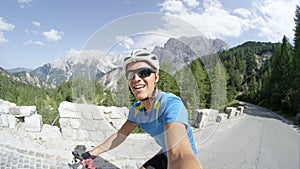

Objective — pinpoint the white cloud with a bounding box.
[121,37,135,49]
[24,39,44,46]
[0,17,15,31]
[160,0,186,13]
[250,0,298,42]
[159,0,247,38]
[113,34,169,57]
[0,17,15,45]
[43,29,63,42]
[132,35,169,50]
[203,0,222,9]
[233,8,252,18]
[18,0,32,8]
[31,21,40,27]
[183,0,199,8]
[159,0,299,43]
[0,32,8,44]
[25,29,38,35]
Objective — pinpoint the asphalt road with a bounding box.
[196,103,300,169]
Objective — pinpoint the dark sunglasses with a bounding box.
[125,67,156,80]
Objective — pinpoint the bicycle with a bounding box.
[68,145,97,169]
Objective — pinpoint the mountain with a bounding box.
[7,67,33,73]
[3,36,229,89]
[30,53,121,87]
[100,35,229,90]
[152,36,229,74]
[12,71,52,88]
[0,67,51,88]
[0,67,12,78]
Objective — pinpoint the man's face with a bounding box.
[126,61,158,101]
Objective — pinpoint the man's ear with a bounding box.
[155,73,159,82]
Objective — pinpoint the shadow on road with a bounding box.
[243,103,300,133]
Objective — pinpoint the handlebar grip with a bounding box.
[72,151,84,161]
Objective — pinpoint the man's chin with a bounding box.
[135,94,148,101]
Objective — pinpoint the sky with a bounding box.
[0,0,299,69]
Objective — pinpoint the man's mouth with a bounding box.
[134,85,146,90]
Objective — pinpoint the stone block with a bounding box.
[77,129,90,141]
[101,106,114,114]
[110,118,126,130]
[226,107,237,119]
[25,114,42,132]
[237,106,244,114]
[235,110,240,116]
[191,110,201,128]
[110,107,126,119]
[0,105,10,114]
[0,100,16,114]
[0,114,8,127]
[58,101,82,119]
[79,119,100,131]
[77,104,98,120]
[192,109,219,128]
[18,106,36,117]
[59,118,81,129]
[41,124,62,139]
[91,108,104,120]
[9,107,20,115]
[87,131,107,142]
[7,114,17,128]
[216,115,222,122]
[61,127,77,140]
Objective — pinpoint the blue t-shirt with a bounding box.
[127,91,198,157]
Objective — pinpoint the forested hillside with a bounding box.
[0,70,115,125]
[222,5,300,120]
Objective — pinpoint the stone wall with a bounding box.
[0,99,245,138]
[58,101,128,142]
[191,106,245,129]
[0,99,42,132]
[191,109,219,128]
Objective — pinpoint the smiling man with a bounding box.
[81,48,202,169]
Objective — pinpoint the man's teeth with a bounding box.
[134,85,144,89]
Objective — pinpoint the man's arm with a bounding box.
[89,121,138,156]
[164,122,202,169]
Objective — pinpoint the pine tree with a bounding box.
[293,5,300,113]
[269,45,282,110]
[270,36,294,112]
[210,60,227,112]
[114,76,131,107]
[189,59,210,108]
[280,36,294,112]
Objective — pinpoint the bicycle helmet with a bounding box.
[123,48,160,72]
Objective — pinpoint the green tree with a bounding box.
[113,76,131,107]
[189,59,210,108]
[210,60,227,111]
[269,36,294,112]
[292,5,300,113]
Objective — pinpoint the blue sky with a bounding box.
[0,0,299,69]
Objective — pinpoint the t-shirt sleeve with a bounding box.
[162,95,189,126]
[127,106,137,123]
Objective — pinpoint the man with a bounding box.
[81,48,202,169]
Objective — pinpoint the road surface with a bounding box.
[195,103,300,169]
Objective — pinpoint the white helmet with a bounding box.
[123,48,160,72]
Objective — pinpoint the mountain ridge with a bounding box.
[3,36,229,89]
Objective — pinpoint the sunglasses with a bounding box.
[125,67,156,80]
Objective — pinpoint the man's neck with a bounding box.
[141,89,158,113]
